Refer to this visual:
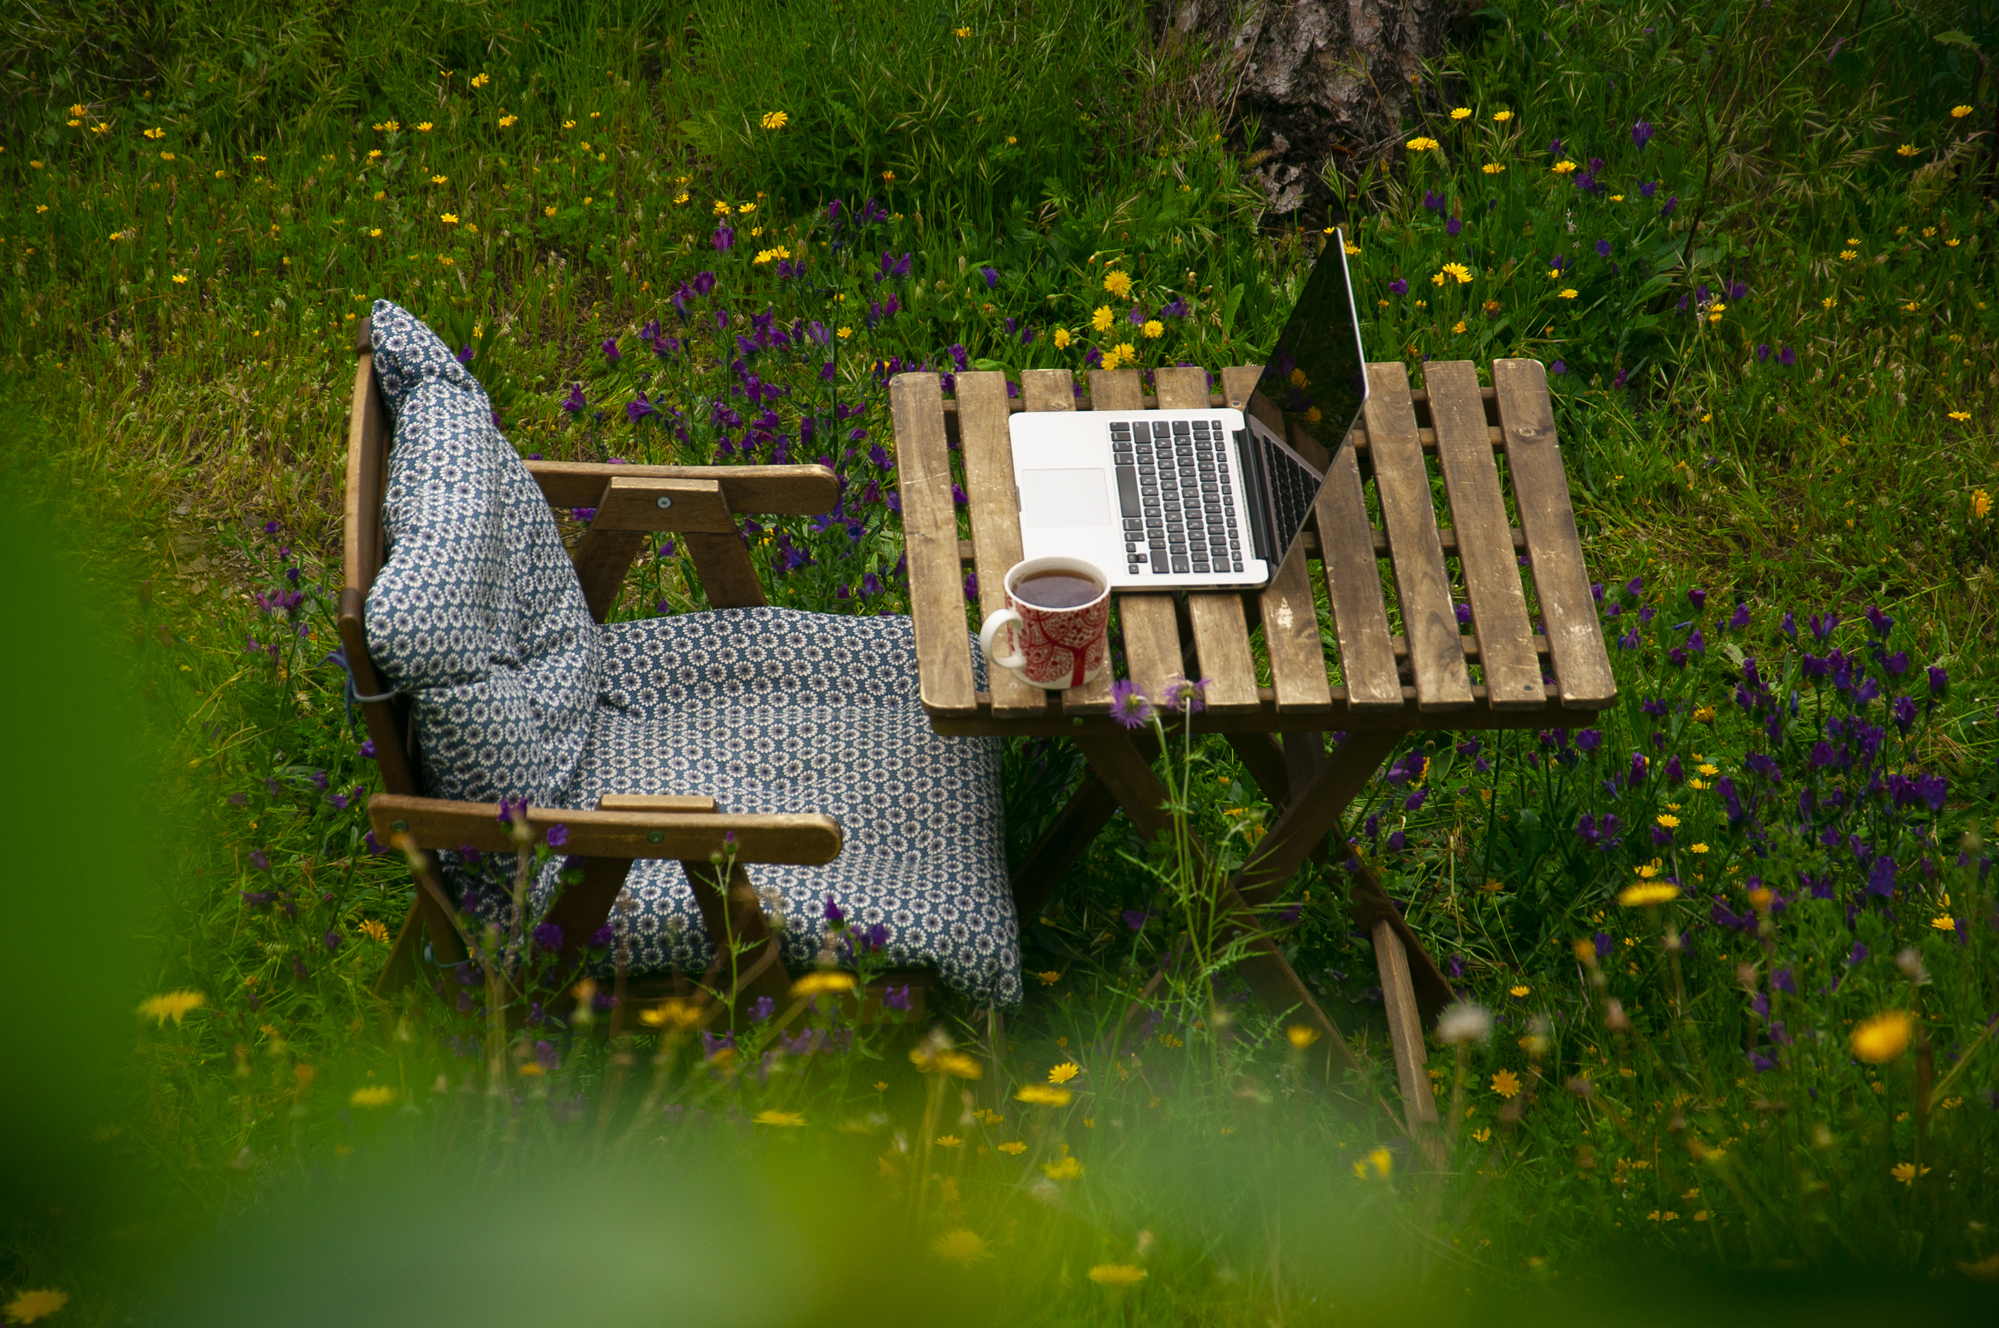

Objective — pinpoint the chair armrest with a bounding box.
[526,461,837,515]
[367,793,842,864]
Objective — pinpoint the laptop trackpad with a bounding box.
[1020,468,1110,528]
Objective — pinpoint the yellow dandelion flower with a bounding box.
[1971,489,1992,520]
[1141,318,1164,339]
[1558,288,1579,299]
[1492,109,1513,122]
[370,227,384,237]
[349,1085,396,1108]
[1656,814,1680,828]
[1112,341,1135,365]
[636,998,704,1031]
[836,326,853,340]
[1947,409,1972,422]
[1453,320,1468,334]
[752,245,791,264]
[1048,1062,1081,1084]
[1482,162,1506,174]
[1100,348,1124,371]
[998,1140,1027,1155]
[1838,249,1858,261]
[1510,984,1531,998]
[1892,1162,1931,1184]
[1896,144,1918,157]
[1405,136,1440,151]
[1052,328,1072,349]
[3,1289,69,1324]
[910,1047,983,1079]
[672,191,689,205]
[358,918,391,942]
[1551,159,1578,173]
[881,169,894,182]
[1450,107,1472,120]
[737,201,756,215]
[138,991,206,1025]
[760,110,790,130]
[1953,104,1974,118]
[499,114,518,128]
[935,1134,963,1148]
[1287,1024,1322,1049]
[159,150,174,161]
[791,970,857,997]
[172,273,189,284]
[1367,1146,1393,1176]
[754,1110,806,1127]
[953,25,970,37]
[562,118,576,129]
[1618,882,1679,907]
[1850,1010,1914,1064]
[1442,262,1473,283]
[1633,858,1663,879]
[1088,1264,1146,1287]
[931,1228,991,1264]
[1689,843,1709,854]
[1016,1083,1073,1107]
[1103,269,1133,298]
[1344,241,1361,255]
[416,121,433,133]
[1609,193,1625,201]
[1043,1155,1084,1179]
[439,212,458,224]
[1932,915,1956,932]
[1491,1068,1522,1099]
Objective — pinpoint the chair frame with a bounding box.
[342,316,933,1024]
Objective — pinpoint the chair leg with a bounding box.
[681,859,793,1015]
[373,848,468,998]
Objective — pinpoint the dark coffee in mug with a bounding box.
[1014,571,1103,610]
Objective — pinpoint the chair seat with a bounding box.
[555,606,1018,1005]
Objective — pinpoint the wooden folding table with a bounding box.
[889,360,1616,1132]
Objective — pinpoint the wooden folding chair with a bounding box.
[340,309,1016,1024]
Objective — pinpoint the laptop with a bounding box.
[1008,230,1368,590]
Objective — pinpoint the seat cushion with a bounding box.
[362,300,600,805]
[561,608,1020,1005]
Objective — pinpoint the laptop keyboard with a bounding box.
[1111,417,1245,577]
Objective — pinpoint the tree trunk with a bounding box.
[1150,0,1457,218]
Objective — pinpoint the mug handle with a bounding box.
[979,608,1027,670]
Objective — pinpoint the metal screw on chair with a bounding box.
[647,830,664,843]
[655,495,673,510]
[391,819,408,833]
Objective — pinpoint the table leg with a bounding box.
[1074,732,1363,1079]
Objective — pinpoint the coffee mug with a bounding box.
[978,556,1111,690]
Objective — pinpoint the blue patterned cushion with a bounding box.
[363,300,600,805]
[561,609,1020,1005]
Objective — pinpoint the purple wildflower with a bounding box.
[1110,679,1154,730]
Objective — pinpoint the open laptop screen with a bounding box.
[1239,231,1368,570]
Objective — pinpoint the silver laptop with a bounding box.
[1009,231,1368,590]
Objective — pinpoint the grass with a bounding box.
[4,0,1998,1321]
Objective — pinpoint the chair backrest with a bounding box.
[340,300,601,808]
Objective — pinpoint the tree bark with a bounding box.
[1150,0,1457,218]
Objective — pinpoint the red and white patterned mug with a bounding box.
[978,557,1111,690]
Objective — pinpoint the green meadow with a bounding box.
[3,0,1997,1322]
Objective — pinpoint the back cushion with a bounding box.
[363,300,600,806]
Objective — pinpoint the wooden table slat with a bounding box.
[1016,369,1113,715]
[1424,360,1545,712]
[890,373,978,714]
[956,371,1049,719]
[1491,359,1618,707]
[1090,368,1185,704]
[1362,364,1474,712]
[1221,366,1333,712]
[1308,426,1403,712]
[1156,366,1259,713]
